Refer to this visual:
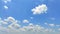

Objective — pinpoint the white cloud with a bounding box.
[8,23,20,30]
[44,23,55,27]
[49,24,55,27]
[32,4,47,14]
[7,17,16,22]
[23,19,29,23]
[0,17,20,30]
[3,0,11,4]
[4,5,8,10]
[29,23,33,26]
[0,17,60,34]
[0,19,8,25]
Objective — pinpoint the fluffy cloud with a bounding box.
[31,4,47,14]
[0,17,60,34]
[23,19,29,23]
[0,17,20,29]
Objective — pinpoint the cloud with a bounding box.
[0,17,60,34]
[50,17,55,20]
[49,24,55,27]
[44,23,55,27]
[23,19,29,23]
[4,5,8,10]
[29,23,33,26]
[30,17,34,19]
[3,0,11,4]
[8,23,20,29]
[0,17,20,30]
[31,4,47,14]
[7,17,16,22]
[44,22,48,25]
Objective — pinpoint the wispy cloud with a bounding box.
[31,4,47,15]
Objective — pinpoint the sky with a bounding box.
[0,0,60,34]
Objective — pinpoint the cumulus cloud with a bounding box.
[23,19,29,23]
[31,4,47,14]
[0,17,60,34]
[7,17,16,23]
[0,17,20,29]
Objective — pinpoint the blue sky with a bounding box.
[0,0,60,24]
[0,0,60,34]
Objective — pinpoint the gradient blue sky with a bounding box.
[0,0,60,26]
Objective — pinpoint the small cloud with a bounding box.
[44,23,55,27]
[44,22,48,25]
[4,5,8,10]
[49,24,55,27]
[3,0,11,4]
[29,23,33,26]
[50,17,55,20]
[30,17,34,19]
[31,4,47,14]
[23,19,29,23]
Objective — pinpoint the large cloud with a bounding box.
[31,4,47,14]
[0,17,60,34]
